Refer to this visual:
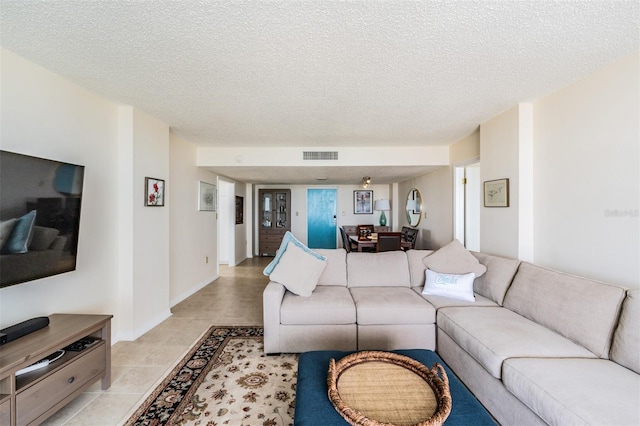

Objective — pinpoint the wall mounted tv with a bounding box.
[0,150,85,288]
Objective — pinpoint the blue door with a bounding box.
[307,189,337,249]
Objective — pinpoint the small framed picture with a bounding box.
[198,181,216,211]
[144,177,165,206]
[235,196,244,224]
[484,178,509,207]
[354,190,373,214]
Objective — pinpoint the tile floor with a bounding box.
[42,257,271,425]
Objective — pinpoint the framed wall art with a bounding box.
[144,177,165,206]
[198,181,216,211]
[484,178,509,207]
[354,190,373,214]
[235,196,244,224]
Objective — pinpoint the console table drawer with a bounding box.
[16,342,106,425]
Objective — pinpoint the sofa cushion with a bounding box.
[437,306,596,379]
[350,287,435,325]
[2,210,36,254]
[471,252,520,305]
[503,358,640,426]
[503,262,627,358]
[422,239,486,277]
[415,288,498,309]
[406,249,434,288]
[611,290,639,374]
[347,251,410,288]
[423,269,475,302]
[29,226,61,251]
[269,241,327,297]
[281,286,355,325]
[313,249,347,287]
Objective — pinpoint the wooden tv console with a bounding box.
[0,314,112,426]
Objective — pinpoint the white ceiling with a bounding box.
[1,1,638,184]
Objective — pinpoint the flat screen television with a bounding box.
[0,150,85,288]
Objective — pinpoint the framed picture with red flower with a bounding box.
[145,177,165,206]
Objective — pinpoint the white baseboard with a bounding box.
[113,308,172,343]
[170,274,219,307]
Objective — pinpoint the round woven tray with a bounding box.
[327,351,452,426]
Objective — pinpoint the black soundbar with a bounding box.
[0,316,50,345]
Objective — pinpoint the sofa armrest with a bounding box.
[263,281,286,354]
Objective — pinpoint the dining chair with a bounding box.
[376,232,403,252]
[401,226,410,240]
[404,228,418,250]
[339,226,358,252]
[357,224,375,240]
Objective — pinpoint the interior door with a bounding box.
[454,162,480,251]
[307,188,337,249]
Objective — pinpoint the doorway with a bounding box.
[307,188,337,249]
[454,161,481,251]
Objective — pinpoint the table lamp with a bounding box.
[374,199,390,226]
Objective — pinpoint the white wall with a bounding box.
[129,108,172,338]
[0,48,120,330]
[337,184,391,230]
[169,134,218,306]
[254,183,391,252]
[0,49,180,340]
[479,105,523,258]
[234,182,248,265]
[218,179,234,265]
[533,52,639,288]
[398,131,480,250]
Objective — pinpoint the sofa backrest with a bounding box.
[503,262,627,358]
[471,252,520,305]
[610,290,639,374]
[347,251,410,287]
[313,249,348,287]
[406,249,434,288]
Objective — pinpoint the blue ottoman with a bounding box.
[294,349,496,425]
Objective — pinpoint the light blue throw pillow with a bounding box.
[263,231,327,276]
[2,210,37,254]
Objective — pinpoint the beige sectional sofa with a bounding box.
[263,245,640,425]
[264,249,437,354]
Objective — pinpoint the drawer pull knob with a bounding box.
[68,376,75,384]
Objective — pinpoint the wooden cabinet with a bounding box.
[0,314,112,426]
[259,189,291,256]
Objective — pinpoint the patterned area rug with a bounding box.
[124,326,298,426]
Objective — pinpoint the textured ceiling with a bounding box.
[1,1,638,183]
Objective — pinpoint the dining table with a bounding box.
[349,234,411,252]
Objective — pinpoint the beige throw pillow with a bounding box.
[422,239,487,277]
[269,241,327,297]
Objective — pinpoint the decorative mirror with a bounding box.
[406,188,422,227]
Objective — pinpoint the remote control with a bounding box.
[16,359,50,376]
[64,336,98,352]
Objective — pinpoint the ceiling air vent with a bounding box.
[303,151,339,160]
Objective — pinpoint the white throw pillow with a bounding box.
[422,269,476,302]
[422,239,487,277]
[269,241,327,297]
